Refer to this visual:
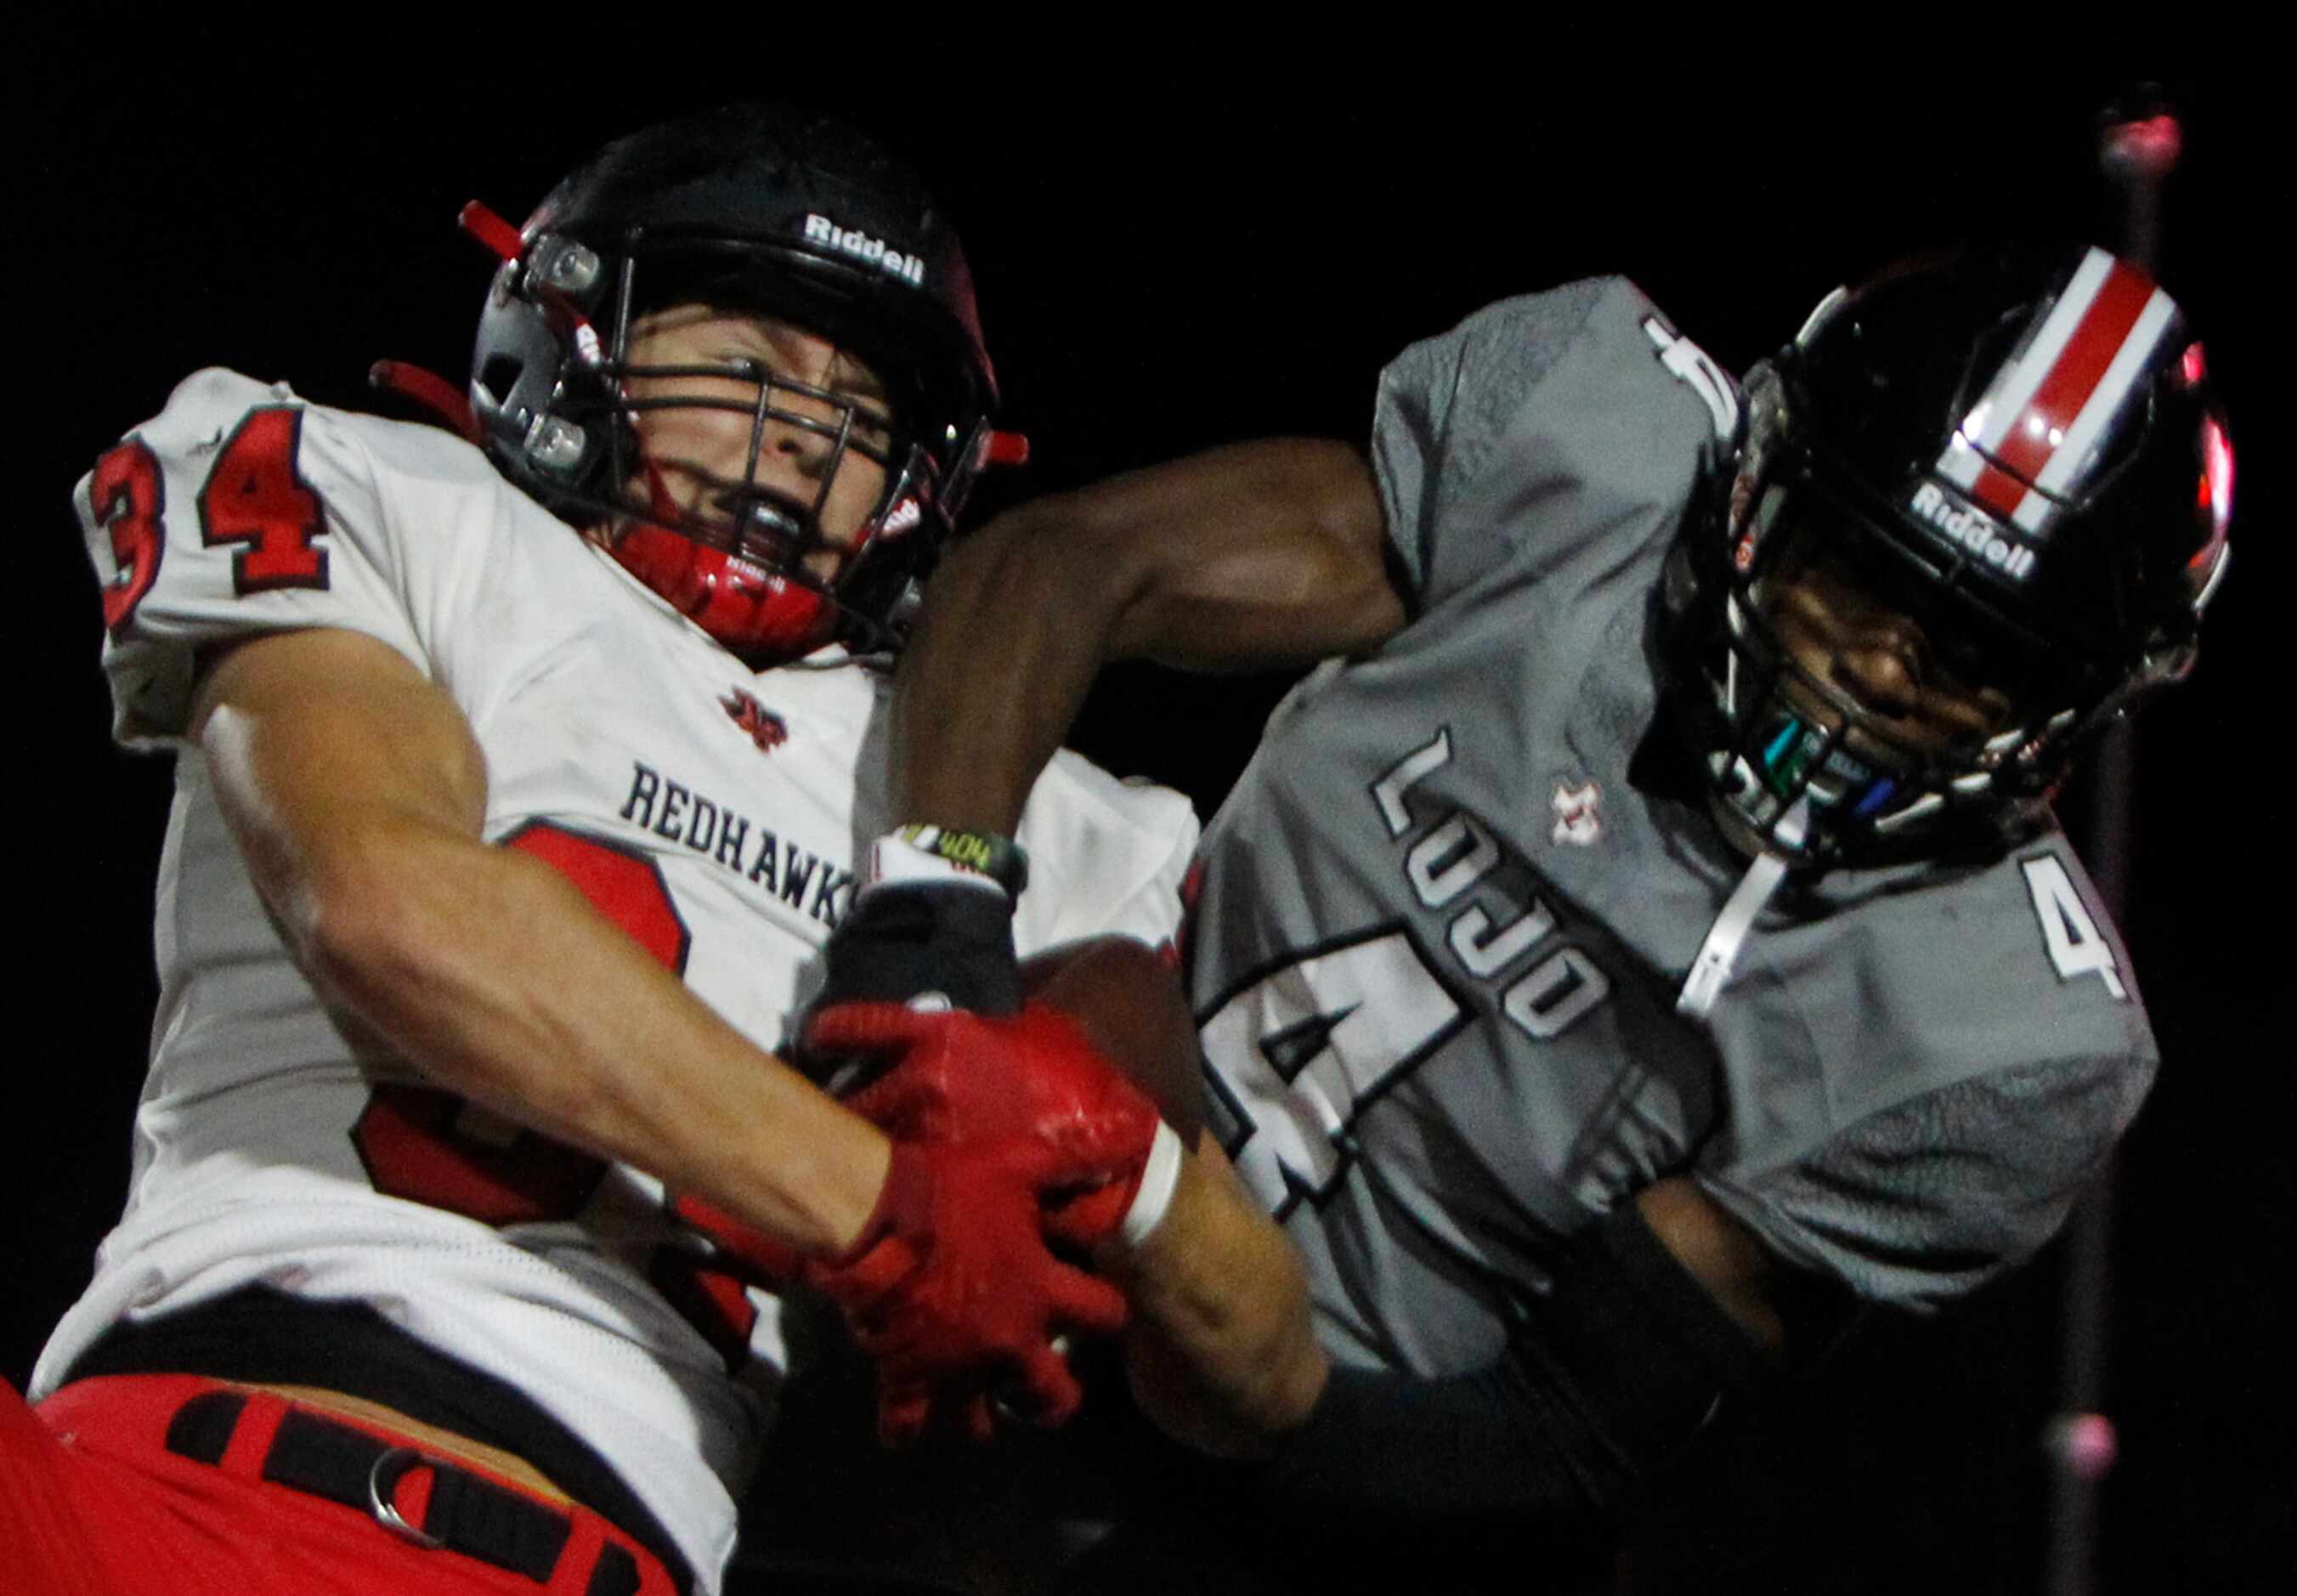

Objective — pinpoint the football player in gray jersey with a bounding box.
[798,244,2232,1580]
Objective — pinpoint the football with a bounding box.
[1021,935,1205,1143]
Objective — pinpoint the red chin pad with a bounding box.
[611,523,835,661]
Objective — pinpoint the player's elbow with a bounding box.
[1119,439,1398,665]
[963,487,1171,654]
[1283,438,1386,546]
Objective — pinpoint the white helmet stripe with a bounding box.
[1955,247,2118,458]
[1934,248,2171,536]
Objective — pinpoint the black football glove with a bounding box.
[817,879,1023,1017]
[802,825,1029,1089]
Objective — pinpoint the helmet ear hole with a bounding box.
[2139,636,2200,691]
[478,354,525,409]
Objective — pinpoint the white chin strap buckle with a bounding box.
[1677,796,1808,1019]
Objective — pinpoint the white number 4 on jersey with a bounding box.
[2021,856,2128,1000]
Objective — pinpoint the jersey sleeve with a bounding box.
[1013,752,1200,956]
[1694,834,2158,1310]
[74,368,471,747]
[1368,277,1724,614]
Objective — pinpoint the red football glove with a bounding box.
[806,1000,1165,1250]
[804,1135,1130,1444]
[670,999,1162,1282]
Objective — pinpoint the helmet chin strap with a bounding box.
[1677,795,1809,1019]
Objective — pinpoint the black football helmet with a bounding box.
[1661,242,2233,869]
[467,103,1002,659]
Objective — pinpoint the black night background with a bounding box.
[10,34,2286,1593]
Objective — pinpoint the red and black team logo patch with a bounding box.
[721,688,789,755]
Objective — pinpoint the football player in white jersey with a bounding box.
[803,245,2234,1586]
[3,105,1204,1596]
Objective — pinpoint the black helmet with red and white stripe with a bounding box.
[1664,241,2233,867]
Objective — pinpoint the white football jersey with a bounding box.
[43,369,1197,1590]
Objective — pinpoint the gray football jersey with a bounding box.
[1185,279,2157,1378]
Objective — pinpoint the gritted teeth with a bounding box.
[738,499,804,540]
[703,487,814,562]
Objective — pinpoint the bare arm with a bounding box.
[1020,937,1328,1452]
[1106,1136,1330,1457]
[893,439,1405,833]
[1109,1163,1787,1459]
[1635,1174,1785,1357]
[1033,941,1789,1456]
[192,626,889,1255]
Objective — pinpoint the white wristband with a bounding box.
[863,832,1010,898]
[1118,1120,1185,1248]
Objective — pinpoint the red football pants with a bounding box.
[2,1374,675,1595]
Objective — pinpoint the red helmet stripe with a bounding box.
[1986,260,2153,487]
[1938,248,2175,532]
[1966,460,2034,520]
[2017,284,2177,524]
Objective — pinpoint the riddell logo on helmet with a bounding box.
[1909,483,2037,580]
[803,214,925,286]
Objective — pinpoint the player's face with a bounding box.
[621,306,894,583]
[1757,543,2014,765]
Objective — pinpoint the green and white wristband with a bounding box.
[865,824,1031,899]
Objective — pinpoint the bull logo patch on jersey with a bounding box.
[721,688,789,755]
[1551,780,1603,846]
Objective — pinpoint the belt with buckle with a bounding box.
[162,1388,664,1594]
